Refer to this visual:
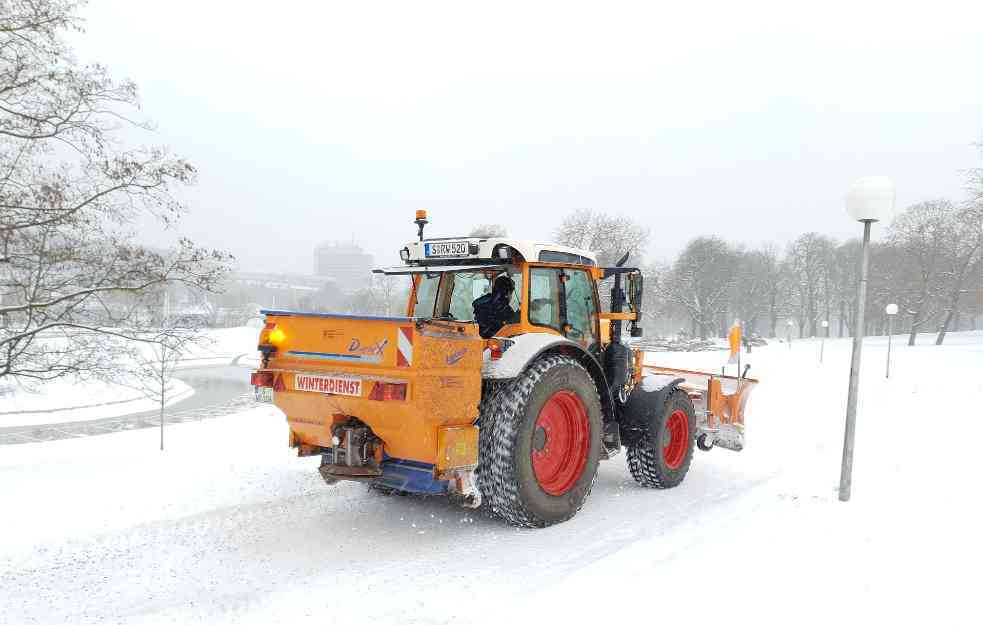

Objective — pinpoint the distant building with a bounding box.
[314,242,373,293]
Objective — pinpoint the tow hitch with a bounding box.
[318,419,383,484]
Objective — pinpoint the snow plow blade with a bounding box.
[641,365,758,452]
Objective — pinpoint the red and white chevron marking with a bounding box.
[396,326,413,367]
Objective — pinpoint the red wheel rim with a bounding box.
[531,390,590,496]
[662,409,689,470]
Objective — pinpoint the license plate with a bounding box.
[294,373,362,397]
[425,241,468,257]
[254,386,273,403]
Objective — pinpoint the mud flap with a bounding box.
[618,375,684,447]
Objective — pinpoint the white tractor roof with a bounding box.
[399,237,597,266]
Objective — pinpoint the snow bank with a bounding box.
[0,377,193,427]
[0,327,259,426]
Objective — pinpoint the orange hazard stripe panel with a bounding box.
[397,326,413,367]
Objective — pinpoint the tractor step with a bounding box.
[601,421,622,459]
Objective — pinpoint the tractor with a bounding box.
[251,210,756,527]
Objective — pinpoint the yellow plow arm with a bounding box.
[641,365,758,451]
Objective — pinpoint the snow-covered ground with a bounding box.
[178,326,261,366]
[0,327,259,426]
[2,331,980,624]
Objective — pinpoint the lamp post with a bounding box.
[839,176,896,502]
[820,320,829,363]
[885,303,898,379]
[787,319,794,348]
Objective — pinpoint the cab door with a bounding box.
[527,266,601,356]
[562,267,601,357]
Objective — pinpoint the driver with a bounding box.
[472,275,519,338]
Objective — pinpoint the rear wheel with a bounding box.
[480,355,603,527]
[476,380,504,510]
[626,389,696,488]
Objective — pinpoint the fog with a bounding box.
[74,0,983,272]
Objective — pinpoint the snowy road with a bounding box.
[0,365,254,446]
[2,333,981,624]
[1,406,776,625]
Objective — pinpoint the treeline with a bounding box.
[651,203,981,345]
[553,167,982,346]
[650,196,982,346]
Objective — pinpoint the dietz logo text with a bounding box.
[348,338,388,356]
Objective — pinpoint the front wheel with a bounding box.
[625,389,696,488]
[480,355,603,527]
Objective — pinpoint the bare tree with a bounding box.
[934,204,983,344]
[786,233,836,337]
[342,273,410,316]
[731,247,779,337]
[469,224,508,238]
[0,0,232,382]
[554,209,650,266]
[830,240,861,337]
[866,241,905,335]
[129,326,200,451]
[661,236,737,339]
[638,261,669,335]
[887,200,955,345]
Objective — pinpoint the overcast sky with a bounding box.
[74,0,983,273]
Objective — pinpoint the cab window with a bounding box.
[564,269,598,347]
[425,268,523,321]
[412,273,440,317]
[447,272,490,321]
[528,268,563,332]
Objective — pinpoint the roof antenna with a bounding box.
[415,209,429,241]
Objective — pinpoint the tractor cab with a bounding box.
[375,214,644,362]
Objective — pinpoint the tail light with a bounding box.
[486,338,513,361]
[368,382,407,401]
[251,371,274,387]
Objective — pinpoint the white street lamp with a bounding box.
[820,320,829,363]
[885,303,899,379]
[787,319,794,348]
[839,176,896,502]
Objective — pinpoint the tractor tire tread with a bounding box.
[481,354,600,528]
[626,389,696,489]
